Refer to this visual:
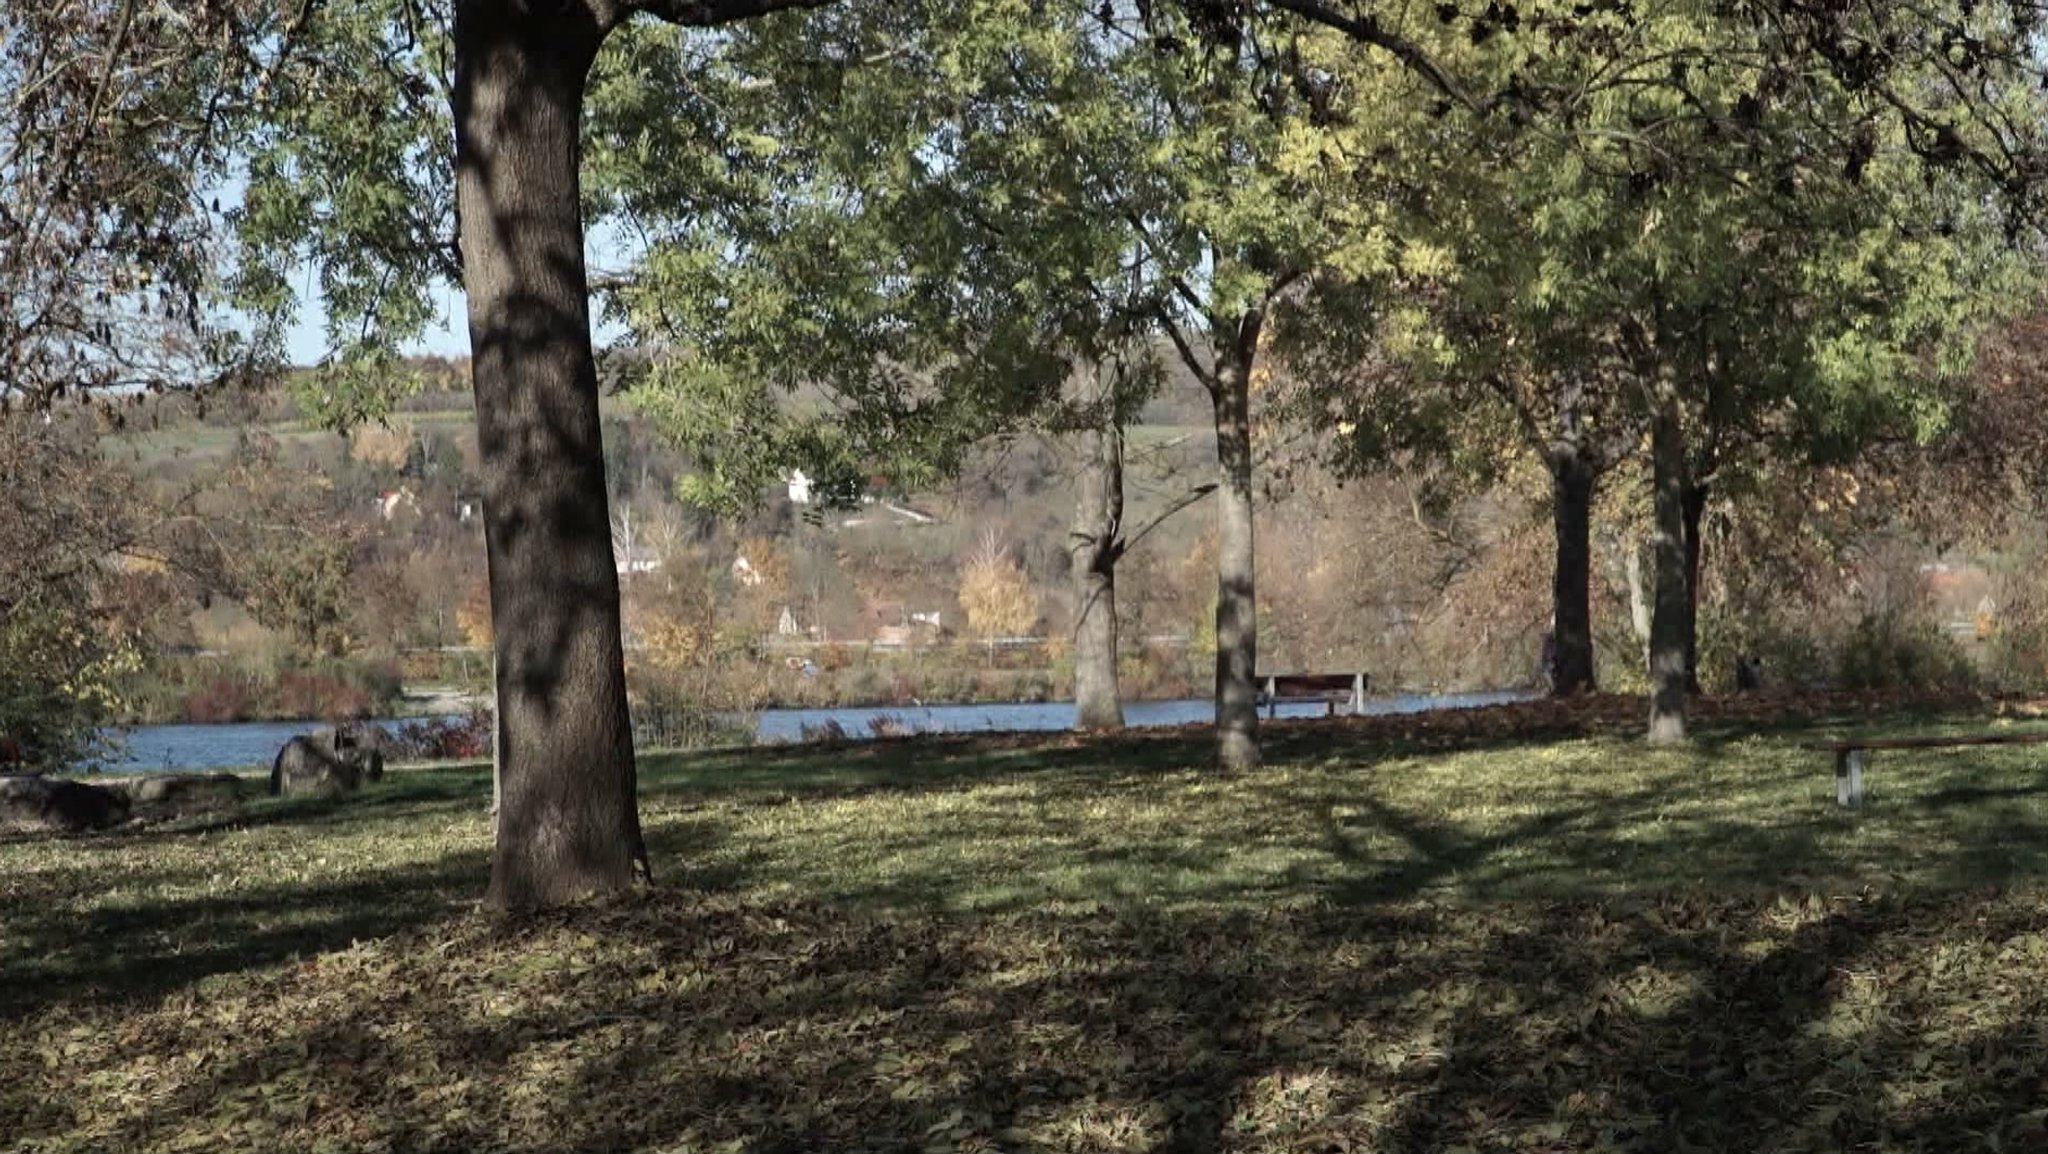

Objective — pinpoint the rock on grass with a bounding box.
[0,775,130,833]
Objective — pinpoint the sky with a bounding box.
[282,276,472,367]
[207,170,476,368]
[275,224,639,368]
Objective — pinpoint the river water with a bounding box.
[98,690,1531,773]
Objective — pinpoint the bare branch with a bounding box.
[1116,482,1219,560]
[1154,305,1220,395]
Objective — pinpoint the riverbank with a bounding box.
[116,637,1530,726]
[97,691,1537,772]
[92,685,2000,773]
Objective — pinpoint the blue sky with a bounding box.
[282,277,472,366]
[211,170,477,367]
[275,225,638,368]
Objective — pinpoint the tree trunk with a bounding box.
[1071,366,1125,731]
[1647,393,1690,744]
[490,648,501,825]
[1548,450,1598,696]
[454,2,645,911]
[1211,317,1262,770]
[1624,542,1651,666]
[1681,481,1707,694]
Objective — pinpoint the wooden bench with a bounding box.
[1802,731,2048,807]
[1258,673,1369,719]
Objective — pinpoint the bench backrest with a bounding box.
[1261,673,1369,701]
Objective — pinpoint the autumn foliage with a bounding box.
[957,530,1040,641]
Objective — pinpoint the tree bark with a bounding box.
[1624,542,1651,666]
[454,2,645,911]
[1548,450,1598,696]
[1681,480,1708,694]
[1648,392,1691,744]
[1071,365,1125,731]
[490,648,502,826]
[1211,315,1262,770]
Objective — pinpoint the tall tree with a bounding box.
[601,2,1432,767]
[583,5,1148,728]
[1294,0,2039,738]
[1069,358,1133,730]
[461,0,853,909]
[221,0,839,909]
[1100,4,1455,767]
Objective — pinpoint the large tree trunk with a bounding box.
[1071,365,1125,731]
[1211,317,1262,770]
[1647,393,1690,744]
[1681,480,1707,694]
[454,2,645,911]
[1548,450,1598,696]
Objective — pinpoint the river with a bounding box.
[98,690,1532,773]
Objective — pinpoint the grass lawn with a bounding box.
[9,706,2048,1151]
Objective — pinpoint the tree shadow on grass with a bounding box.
[640,728,1213,803]
[0,847,491,1022]
[19,887,2048,1153]
[21,715,2048,1148]
[0,805,735,1024]
[626,718,2048,920]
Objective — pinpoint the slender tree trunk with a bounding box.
[1548,450,1598,696]
[454,2,645,911]
[1681,481,1708,694]
[1211,317,1262,770]
[1648,393,1690,744]
[1071,366,1126,731]
[1624,542,1651,666]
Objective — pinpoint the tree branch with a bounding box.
[1264,0,1483,114]
[1154,305,1220,395]
[1116,482,1219,560]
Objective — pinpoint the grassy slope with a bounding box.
[9,707,2048,1151]
[108,409,481,469]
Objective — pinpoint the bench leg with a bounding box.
[1835,749,1866,808]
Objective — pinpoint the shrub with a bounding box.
[798,718,850,742]
[274,671,375,720]
[868,714,919,738]
[388,709,494,761]
[183,676,255,724]
[631,700,755,749]
[888,669,920,705]
[959,530,1040,641]
[1988,619,2048,690]
[1834,612,1978,692]
[1697,612,1830,693]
